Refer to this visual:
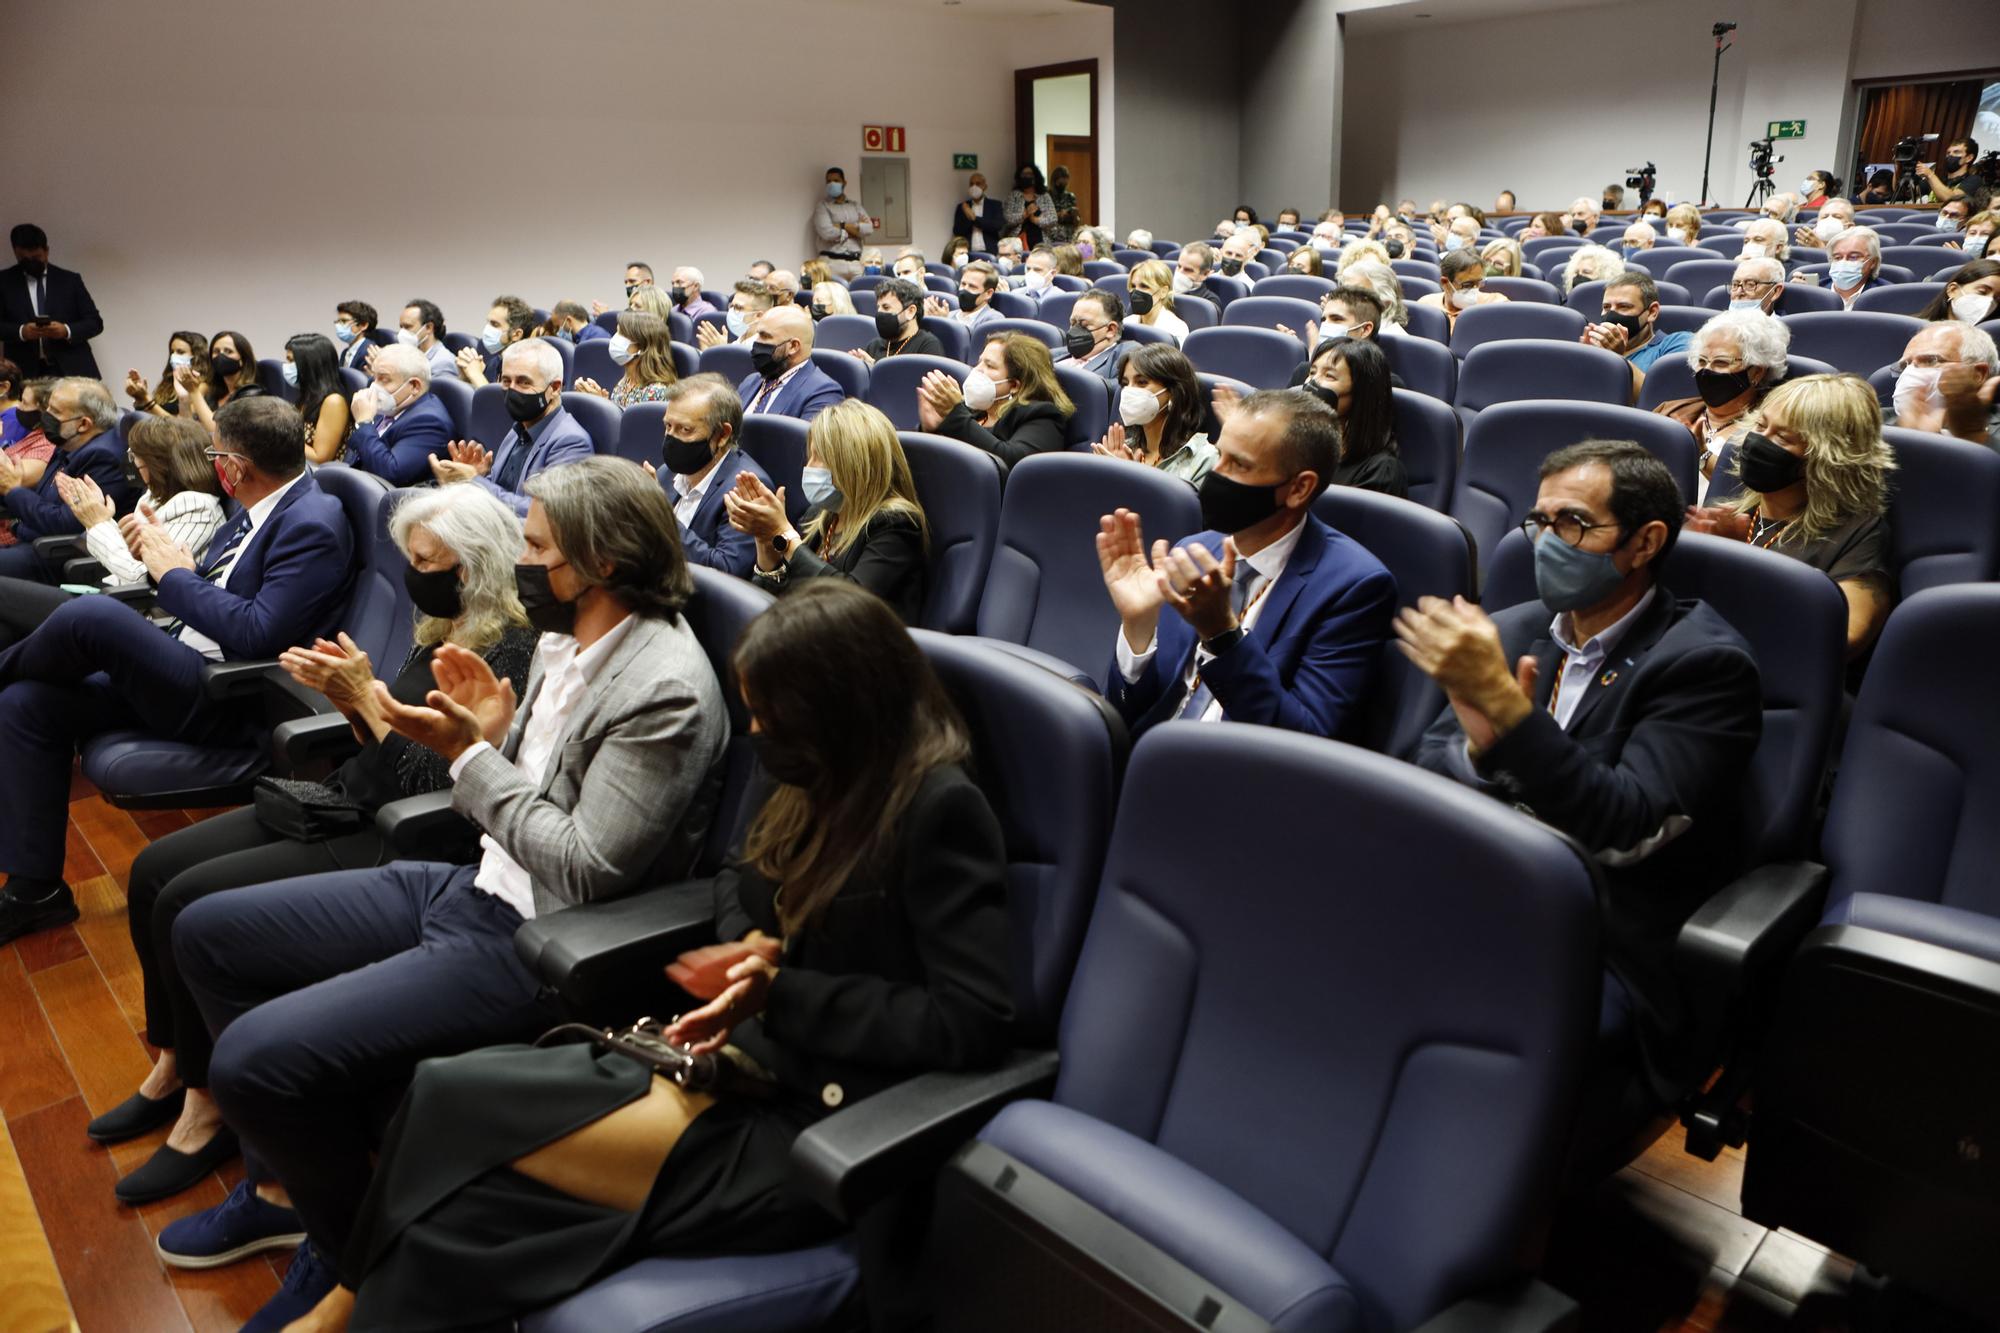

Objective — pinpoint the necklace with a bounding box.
[1750,511,1791,548]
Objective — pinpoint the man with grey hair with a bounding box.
[1738,217,1791,266]
[1889,322,2000,446]
[1814,225,1886,308]
[1125,227,1155,252]
[655,373,771,577]
[1727,256,1789,315]
[671,266,717,320]
[431,339,592,515]
[0,376,138,580]
[348,342,452,485]
[1566,197,1603,236]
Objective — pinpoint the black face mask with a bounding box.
[1694,367,1755,408]
[123,457,144,489]
[957,289,980,313]
[1383,238,1406,259]
[670,285,689,307]
[1128,289,1154,316]
[1217,257,1245,277]
[1197,469,1286,534]
[1572,219,1591,235]
[624,283,638,298]
[750,732,822,788]
[19,258,46,278]
[514,562,578,636]
[663,432,718,475]
[1302,380,1342,412]
[873,309,904,341]
[810,304,828,322]
[14,409,39,434]
[403,563,464,620]
[750,341,788,380]
[505,387,550,423]
[1736,431,1804,493]
[1944,154,1963,172]
[1064,325,1098,359]
[1597,310,1646,339]
[211,354,242,379]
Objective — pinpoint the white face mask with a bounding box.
[1893,364,1945,421]
[1800,180,1818,197]
[1118,384,1164,427]
[371,383,405,416]
[1728,298,1769,313]
[1937,213,1963,232]
[1449,284,1482,309]
[607,333,635,365]
[1025,269,1052,291]
[1951,292,1996,324]
[169,352,193,370]
[951,253,968,268]
[397,327,423,348]
[1674,228,1698,246]
[1814,217,1844,243]
[1319,321,1351,343]
[968,185,985,201]
[962,370,999,412]
[1741,242,1768,260]
[1172,271,1197,294]
[1965,234,1991,258]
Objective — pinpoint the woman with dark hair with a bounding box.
[1916,258,2000,324]
[279,578,1013,1333]
[1286,246,1324,276]
[124,330,211,418]
[1520,211,1569,241]
[1092,343,1216,482]
[1003,164,1048,248]
[575,310,681,407]
[917,331,1076,466]
[1044,166,1080,246]
[1232,204,1260,227]
[177,328,264,431]
[1799,170,1838,207]
[1303,337,1407,497]
[288,333,353,464]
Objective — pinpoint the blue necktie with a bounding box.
[1177,568,1263,721]
[162,512,252,639]
[495,425,532,491]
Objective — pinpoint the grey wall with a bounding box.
[1240,0,1344,222]
[1111,0,1246,241]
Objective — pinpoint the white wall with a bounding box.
[1851,0,2000,81]
[8,0,1112,388]
[1031,73,1093,177]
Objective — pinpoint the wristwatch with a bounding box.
[771,530,793,557]
[1201,626,1247,655]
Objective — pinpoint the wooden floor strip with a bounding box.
[0,1117,75,1333]
[0,949,75,1123]
[31,957,154,1118]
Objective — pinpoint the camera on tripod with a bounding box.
[1894,132,1940,166]
[1748,137,1780,179]
[1624,162,1658,205]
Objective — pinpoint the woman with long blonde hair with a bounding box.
[1125,259,1189,343]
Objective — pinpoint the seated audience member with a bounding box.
[1286,246,1324,276]
[1215,230,1262,279]
[1080,227,1118,262]
[275,576,1009,1333]
[457,295,536,385]
[1520,211,1565,241]
[1098,389,1396,739]
[1013,247,1062,306]
[1174,243,1223,313]
[125,331,209,418]
[0,377,57,513]
[1435,214,1482,257]
[574,311,680,408]
[347,343,452,485]
[1125,227,1156,253]
[431,340,593,516]
[1343,261,1412,335]
[1583,271,1693,400]
[671,267,718,320]
[628,285,678,324]
[1948,209,1996,257]
[0,376,138,580]
[1856,170,1894,205]
[1798,197,1855,249]
[764,270,802,309]
[288,333,353,465]
[1408,440,1760,1100]
[1481,237,1524,278]
[1126,259,1190,344]
[178,330,266,431]
[1495,190,1518,213]
[653,374,769,578]
[1652,309,1791,498]
[1301,337,1407,497]
[1066,289,1129,382]
[1758,193,1802,228]
[860,247,887,275]
[1738,218,1791,267]
[89,485,536,1204]
[1640,198,1669,219]
[738,305,843,421]
[1883,322,1998,447]
[1280,284,1392,357]
[1092,343,1217,483]
[1800,170,1836,207]
[940,237,971,270]
[1619,221,1657,260]
[1558,244,1625,295]
[1312,217,1346,250]
[919,332,1075,467]
[1687,375,1896,657]
[397,300,458,382]
[0,397,354,947]
[0,416,223,647]
[1420,249,1510,328]
[727,399,928,621]
[810,282,856,319]
[1275,207,1303,229]
[890,251,928,287]
[1567,197,1604,235]
[543,300,607,345]
[994,235,1025,275]
[0,360,20,444]
[927,259,1004,339]
[1338,238,1393,275]
[1812,226,1886,308]
[1665,204,1703,247]
[1727,256,1789,315]
[853,278,944,366]
[697,280,777,350]
[1601,184,1626,212]
[589,262,656,316]
[1916,258,2000,324]
[332,304,374,374]
[747,261,776,283]
[169,457,726,1330]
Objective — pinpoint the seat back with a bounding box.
[1522,236,1585,264]
[900,431,1003,633]
[257,358,299,404]
[1181,326,1304,389]
[1482,277,1561,305]
[559,392,623,456]
[1201,275,1249,309]
[1032,292,1080,330]
[1389,386,1461,510]
[1448,302,1589,356]
[308,464,405,667]
[614,402,666,467]
[467,383,511,452]
[1052,727,1599,1330]
[1883,426,2000,595]
[1879,246,1970,278]
[1399,275,1442,303]
[337,367,368,395]
[1380,334,1458,403]
[1850,283,1944,316]
[1312,487,1475,757]
[1083,261,1125,281]
[807,346,868,401]
[1455,341,1632,412]
[1391,258,1443,282]
[592,310,620,333]
[571,339,621,392]
[864,354,966,431]
[1221,296,1322,350]
[985,318,1063,352]
[682,566,775,873]
[697,343,753,386]
[1174,296,1217,331]
[928,317,973,365]
[1663,259,1741,297]
[814,314,878,355]
[737,413,811,525]
[426,377,473,437]
[1778,311,1925,376]
[1250,274,1337,302]
[975,454,1202,678]
[1401,302,1451,344]
[669,343,698,380]
[1052,364,1111,448]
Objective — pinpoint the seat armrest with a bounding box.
[104,583,156,610]
[1408,1278,1580,1333]
[374,789,469,857]
[1676,859,1829,1049]
[792,1048,1061,1223]
[273,712,362,768]
[512,880,716,995]
[975,638,1104,693]
[199,660,328,716]
[61,557,108,583]
[32,534,88,562]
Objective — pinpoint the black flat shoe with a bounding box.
[113,1129,239,1205]
[86,1087,187,1144]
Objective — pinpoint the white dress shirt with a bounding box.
[176,472,306,661]
[447,613,637,920]
[745,362,805,415]
[672,450,734,528]
[1115,516,1308,723]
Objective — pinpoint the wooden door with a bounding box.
[1049,135,1096,227]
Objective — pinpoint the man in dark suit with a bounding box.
[0,396,354,946]
[345,343,453,484]
[334,300,379,374]
[950,171,1006,253]
[736,306,844,422]
[2,224,102,379]
[1099,390,1397,739]
[429,338,593,516]
[1404,439,1761,1100]
[658,374,770,577]
[0,376,141,581]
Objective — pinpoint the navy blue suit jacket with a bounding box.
[6,433,140,539]
[346,391,453,485]
[573,323,610,344]
[1,263,103,377]
[338,335,372,372]
[670,447,771,578]
[737,364,845,422]
[153,470,356,660]
[1106,515,1397,740]
[478,406,596,516]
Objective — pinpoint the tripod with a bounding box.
[1744,169,1775,209]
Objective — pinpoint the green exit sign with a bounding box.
[1767,120,1807,140]
[952,153,978,170]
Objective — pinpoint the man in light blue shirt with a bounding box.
[1582,271,1691,402]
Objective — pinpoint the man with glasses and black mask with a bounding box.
[429,340,592,515]
[1405,439,1761,1105]
[1066,289,1128,382]
[651,373,772,577]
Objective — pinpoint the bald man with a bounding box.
[736,305,845,421]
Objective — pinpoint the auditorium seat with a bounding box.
[1174,295,1217,331]
[1054,363,1113,447]
[1454,342,1633,420]
[738,413,810,525]
[1220,295,1321,351]
[1850,283,1944,316]
[1778,310,1925,375]
[1051,274,1089,293]
[1032,292,1080,330]
[989,291,1036,320]
[1878,246,1969,278]
[560,392,622,456]
[1193,372,1251,442]
[613,402,665,467]
[538,335,575,384]
[899,432,1003,633]
[1391,258,1443,282]
[570,338,620,391]
[933,725,1595,1332]
[1083,260,1125,281]
[1448,302,1590,356]
[1380,334,1458,403]
[1482,276,1561,304]
[1181,326,1304,389]
[337,367,368,396]
[592,310,619,333]
[807,347,868,401]
[864,354,965,431]
[812,313,877,355]
[1090,273,1129,296]
[1400,302,1450,344]
[441,332,477,356]
[982,317,1063,353]
[928,316,973,365]
[425,377,473,438]
[697,343,753,386]
[1200,274,1249,309]
[1113,248,1155,268]
[257,358,298,405]
[1636,354,1838,412]
[1388,386,1461,511]
[1398,274,1442,303]
[1663,258,1740,296]
[1250,273,1337,302]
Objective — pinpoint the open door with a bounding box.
[1015,60,1099,230]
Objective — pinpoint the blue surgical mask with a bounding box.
[169,352,193,370]
[280,361,299,387]
[863,264,882,275]
[480,324,505,353]
[1728,298,1768,313]
[1444,233,1467,252]
[725,311,749,338]
[1936,213,1961,232]
[826,181,844,199]
[1620,245,1642,260]
[800,465,841,511]
[607,333,635,365]
[1534,527,1629,613]
[1828,258,1867,289]
[333,323,357,345]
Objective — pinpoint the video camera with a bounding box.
[1624,161,1658,207]
[1894,132,1939,165]
[1748,137,1781,180]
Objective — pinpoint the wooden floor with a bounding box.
[2,776,1870,1333]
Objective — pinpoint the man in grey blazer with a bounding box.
[170,458,728,1326]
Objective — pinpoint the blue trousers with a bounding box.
[175,862,555,1263]
[0,539,55,584]
[0,594,243,880]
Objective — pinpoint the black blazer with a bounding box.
[1415,588,1762,1100]
[936,400,1070,468]
[1,263,103,377]
[951,196,1007,245]
[776,506,927,624]
[714,765,1014,1110]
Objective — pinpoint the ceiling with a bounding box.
[1341,0,1621,36]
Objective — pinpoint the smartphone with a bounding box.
[1794,271,1820,286]
[59,584,102,596]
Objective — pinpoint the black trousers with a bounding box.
[0,574,73,651]
[127,806,387,1086]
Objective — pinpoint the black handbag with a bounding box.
[251,776,365,842]
[534,1018,772,1097]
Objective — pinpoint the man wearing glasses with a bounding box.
[1887,323,2000,447]
[1725,257,1788,315]
[1400,439,1761,1103]
[1065,289,1129,382]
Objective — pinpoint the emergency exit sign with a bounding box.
[953,153,978,170]
[1767,120,1807,139]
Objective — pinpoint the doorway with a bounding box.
[1015,60,1100,232]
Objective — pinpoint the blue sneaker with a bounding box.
[240,1241,337,1333]
[156,1178,307,1270]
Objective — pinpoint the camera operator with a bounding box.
[1918,136,1992,205]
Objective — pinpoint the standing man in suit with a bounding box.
[1405,440,1762,1101]
[0,376,141,581]
[0,396,354,946]
[333,301,378,374]
[737,306,843,423]
[346,343,452,484]
[430,339,593,516]
[658,374,769,577]
[171,458,728,1330]
[2,225,102,379]
[1098,391,1397,739]
[951,171,1005,255]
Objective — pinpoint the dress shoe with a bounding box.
[113,1128,239,1205]
[0,881,78,947]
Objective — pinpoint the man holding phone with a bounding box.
[2,225,102,380]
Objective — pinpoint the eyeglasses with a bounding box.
[1727,280,1776,295]
[1896,354,1955,371]
[1069,321,1113,336]
[1521,510,1623,548]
